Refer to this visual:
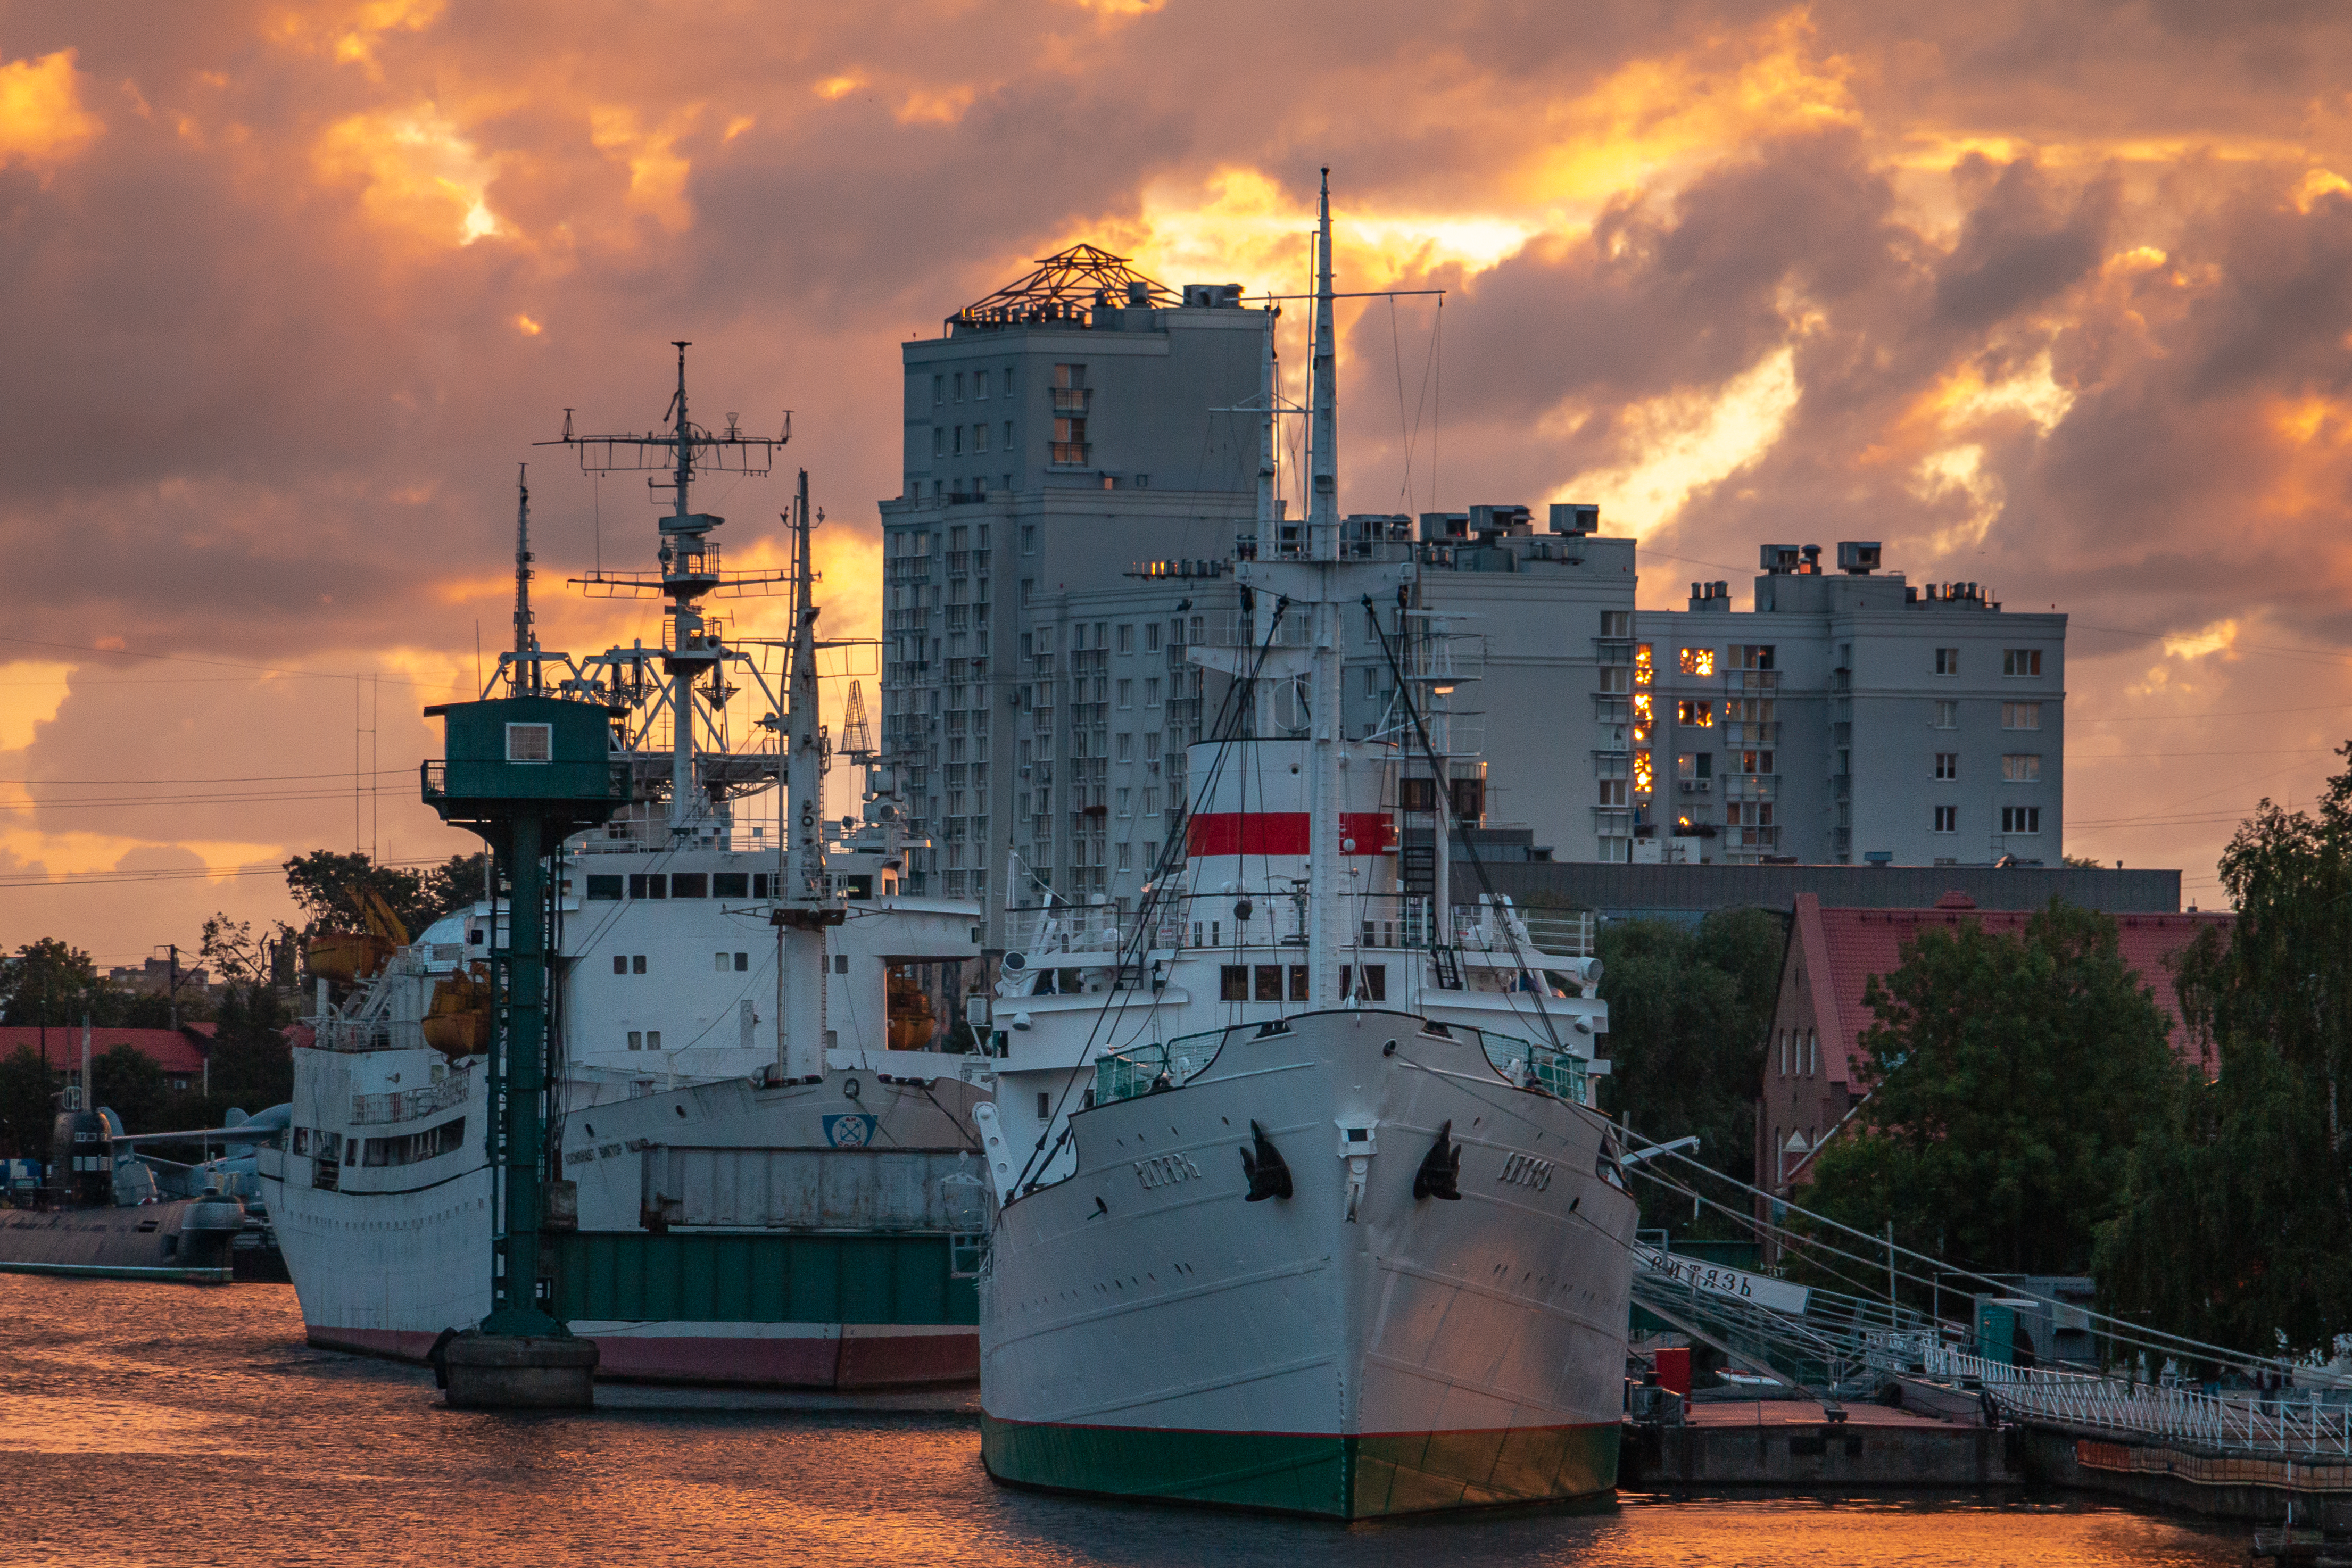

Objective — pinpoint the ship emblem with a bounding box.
[823,1114,877,1149]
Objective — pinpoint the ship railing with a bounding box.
[1093,1030,1224,1106]
[351,1073,470,1126]
[1477,1029,1587,1104]
[1922,1346,2352,1455]
[310,1017,429,1055]
[1005,902,1128,956]
[1452,902,1595,959]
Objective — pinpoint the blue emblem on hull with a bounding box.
[823,1114,877,1149]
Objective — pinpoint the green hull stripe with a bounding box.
[0,1260,233,1284]
[981,1413,1619,1519]
[546,1231,978,1326]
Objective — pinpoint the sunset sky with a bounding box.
[5,0,2350,965]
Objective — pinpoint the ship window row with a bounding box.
[358,1117,465,1168]
[627,1031,664,1051]
[1221,964,1309,1002]
[615,955,648,974]
[714,951,749,972]
[587,872,765,901]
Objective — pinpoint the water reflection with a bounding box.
[0,1278,2242,1567]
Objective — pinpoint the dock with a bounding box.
[1621,1395,2022,1490]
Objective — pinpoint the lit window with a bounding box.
[1633,643,1653,687]
[1678,648,1716,676]
[2002,702,2041,731]
[1933,806,1957,833]
[1934,753,1958,780]
[1935,648,1959,675]
[2001,806,2042,834]
[1632,750,1653,797]
[1736,644,1775,670]
[1677,700,1714,727]
[2001,753,2041,782]
[2003,648,2041,677]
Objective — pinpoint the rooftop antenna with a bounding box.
[513,462,537,695]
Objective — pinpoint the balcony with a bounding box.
[1051,388,1093,416]
[1722,721,1780,745]
[1593,638,1636,665]
[1677,778,1712,795]
[1734,670,1779,692]
[1724,776,1775,802]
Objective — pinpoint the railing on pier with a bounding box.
[1924,1347,2352,1455]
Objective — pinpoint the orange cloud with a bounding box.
[313,103,502,245]
[0,48,102,172]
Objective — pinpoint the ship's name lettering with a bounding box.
[1497,1152,1555,1191]
[1133,1154,1202,1190]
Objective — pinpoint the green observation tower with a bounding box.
[420,519,631,1404]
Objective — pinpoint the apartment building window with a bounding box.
[932,374,944,405]
[1021,525,1036,555]
[1145,733,1161,761]
[1600,610,1631,638]
[2002,702,2042,730]
[1634,643,1654,686]
[1933,700,1958,729]
[1935,752,1958,780]
[953,425,963,455]
[1144,787,1161,815]
[1145,622,1162,653]
[1598,779,1628,806]
[1933,805,1957,833]
[1735,644,1775,670]
[953,371,964,401]
[1116,624,1133,654]
[1003,421,1014,453]
[974,423,990,454]
[1676,700,1713,726]
[2002,753,2041,782]
[1935,648,1959,675]
[1678,648,1716,676]
[1115,732,1133,761]
[1002,368,1015,396]
[932,428,945,458]
[1599,666,1632,694]
[975,370,990,402]
[1145,677,1162,708]
[1116,679,1132,708]
[1676,752,1712,779]
[2003,648,2042,677]
[2001,806,2042,834]
[1116,788,1131,817]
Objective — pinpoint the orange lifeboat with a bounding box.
[307,931,394,985]
[422,965,492,1056]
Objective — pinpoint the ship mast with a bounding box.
[774,469,840,1077]
[1304,169,1343,1009]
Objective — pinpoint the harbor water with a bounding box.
[1,1276,2242,1567]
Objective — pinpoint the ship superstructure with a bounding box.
[259,351,992,1388]
[973,177,1638,1516]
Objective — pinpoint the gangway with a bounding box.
[1633,1246,1936,1399]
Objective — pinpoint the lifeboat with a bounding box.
[421,966,492,1056]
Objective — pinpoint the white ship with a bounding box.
[259,353,993,1389]
[973,179,1637,1516]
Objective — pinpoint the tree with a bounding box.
[201,983,295,1116]
[1797,900,2187,1292]
[0,1046,61,1159]
[281,849,487,949]
[2099,745,2352,1358]
[0,938,100,1027]
[1595,907,1785,1236]
[89,1043,170,1135]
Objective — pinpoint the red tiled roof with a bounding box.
[1795,893,2233,1085]
[0,1024,217,1076]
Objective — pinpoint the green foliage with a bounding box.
[2099,746,2352,1357]
[281,850,486,948]
[0,1046,60,1160]
[200,983,295,1116]
[0,940,194,1027]
[1798,900,2187,1291]
[90,1043,170,1135]
[1596,907,1785,1235]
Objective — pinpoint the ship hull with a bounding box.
[979,1008,1636,1520]
[262,1045,985,1391]
[0,1197,242,1284]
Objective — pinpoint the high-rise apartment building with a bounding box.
[877,247,2068,944]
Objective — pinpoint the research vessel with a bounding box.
[259,353,991,1389]
[974,178,1637,1517]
